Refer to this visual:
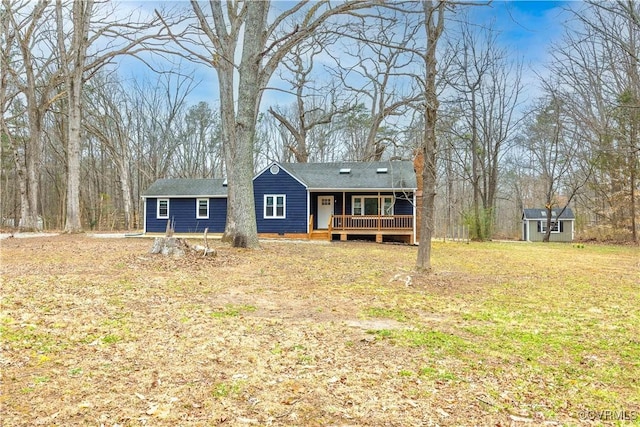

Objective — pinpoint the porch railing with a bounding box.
[330,215,413,231]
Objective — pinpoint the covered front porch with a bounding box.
[308,191,416,244]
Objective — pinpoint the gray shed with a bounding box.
[522,208,575,242]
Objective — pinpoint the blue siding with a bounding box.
[393,194,413,215]
[254,168,308,234]
[145,198,227,233]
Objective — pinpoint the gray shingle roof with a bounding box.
[142,178,228,197]
[278,160,417,190]
[522,208,575,220]
[143,161,417,198]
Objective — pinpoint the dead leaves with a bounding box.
[2,236,639,426]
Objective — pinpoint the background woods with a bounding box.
[1,0,638,244]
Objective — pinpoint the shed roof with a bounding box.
[142,178,228,198]
[522,208,575,220]
[278,160,417,190]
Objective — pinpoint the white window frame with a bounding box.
[264,195,286,219]
[382,196,394,216]
[540,220,560,233]
[352,195,394,216]
[157,199,169,219]
[196,198,209,219]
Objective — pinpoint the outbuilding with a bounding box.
[522,208,575,242]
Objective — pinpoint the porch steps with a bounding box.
[309,230,330,241]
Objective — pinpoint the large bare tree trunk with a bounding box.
[470,91,483,240]
[223,1,266,248]
[59,0,93,233]
[416,0,445,272]
[116,156,133,230]
[2,0,52,231]
[11,147,29,229]
[178,0,371,248]
[200,1,243,246]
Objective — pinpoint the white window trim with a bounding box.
[196,198,209,219]
[264,194,286,219]
[382,196,394,216]
[351,195,395,216]
[540,220,560,233]
[157,199,169,219]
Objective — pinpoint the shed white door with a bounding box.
[317,196,334,229]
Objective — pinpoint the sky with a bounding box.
[113,1,576,110]
[466,1,574,100]
[477,2,571,77]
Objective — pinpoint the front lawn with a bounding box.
[1,236,638,425]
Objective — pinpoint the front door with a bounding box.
[317,196,334,229]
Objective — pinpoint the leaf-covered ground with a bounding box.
[1,235,638,426]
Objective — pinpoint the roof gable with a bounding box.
[253,162,308,188]
[142,178,228,198]
[276,160,417,190]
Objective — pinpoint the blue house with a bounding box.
[142,160,418,243]
[142,178,228,234]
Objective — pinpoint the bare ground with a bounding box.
[1,235,638,426]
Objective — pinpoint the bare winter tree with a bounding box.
[55,0,93,233]
[415,0,447,272]
[389,0,489,269]
[2,0,66,231]
[549,0,639,242]
[268,34,351,163]
[131,73,197,183]
[83,73,136,230]
[447,18,524,240]
[54,0,175,232]
[520,93,586,243]
[158,0,373,248]
[329,9,423,161]
[174,101,223,178]
[255,111,297,164]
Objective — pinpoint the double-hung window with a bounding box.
[196,198,209,219]
[157,199,169,219]
[382,196,394,215]
[264,195,286,219]
[540,220,560,233]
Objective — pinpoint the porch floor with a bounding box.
[310,228,414,244]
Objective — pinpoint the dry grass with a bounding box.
[1,235,638,426]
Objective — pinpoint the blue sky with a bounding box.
[114,1,575,109]
[465,1,573,98]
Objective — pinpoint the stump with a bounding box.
[149,236,216,257]
[150,237,189,257]
[150,223,215,257]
